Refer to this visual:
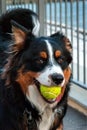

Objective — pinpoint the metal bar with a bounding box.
[29,0,32,9]
[28,0,30,9]
[45,0,47,35]
[8,0,12,10]
[35,0,39,14]
[70,0,73,75]
[50,0,52,34]
[38,0,45,36]
[76,0,80,81]
[46,20,71,29]
[71,79,87,90]
[0,0,6,14]
[32,0,35,10]
[83,0,86,84]
[59,0,62,32]
[54,0,57,32]
[65,0,67,36]
[31,0,34,10]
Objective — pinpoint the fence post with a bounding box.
[38,0,45,36]
[0,0,6,15]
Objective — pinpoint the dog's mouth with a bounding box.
[34,79,63,104]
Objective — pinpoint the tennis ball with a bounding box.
[40,85,61,100]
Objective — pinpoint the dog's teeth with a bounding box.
[48,98,56,102]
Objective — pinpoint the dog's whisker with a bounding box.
[6,32,13,36]
[4,50,17,54]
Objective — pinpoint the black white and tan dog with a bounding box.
[0,8,72,130]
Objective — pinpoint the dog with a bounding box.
[0,9,72,130]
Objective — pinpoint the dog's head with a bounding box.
[3,23,72,106]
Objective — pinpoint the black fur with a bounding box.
[0,8,39,70]
[0,8,38,37]
[0,79,40,130]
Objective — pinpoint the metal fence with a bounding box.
[0,0,87,89]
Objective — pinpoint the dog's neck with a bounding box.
[24,98,54,130]
[26,84,58,130]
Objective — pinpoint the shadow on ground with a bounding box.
[64,106,87,130]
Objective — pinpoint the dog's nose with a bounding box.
[51,73,64,85]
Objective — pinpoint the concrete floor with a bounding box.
[63,106,87,130]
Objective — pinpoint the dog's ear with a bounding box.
[50,32,72,53]
[11,20,32,52]
[62,36,72,53]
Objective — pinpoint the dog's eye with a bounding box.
[36,59,45,64]
[56,56,65,64]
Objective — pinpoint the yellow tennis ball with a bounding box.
[40,85,61,100]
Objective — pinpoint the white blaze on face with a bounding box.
[36,40,65,86]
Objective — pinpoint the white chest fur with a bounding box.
[26,85,57,130]
[38,106,54,130]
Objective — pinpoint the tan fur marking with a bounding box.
[64,67,71,83]
[56,122,63,130]
[12,26,26,51]
[60,67,72,99]
[40,51,47,59]
[55,50,61,58]
[16,68,38,94]
[53,113,63,130]
[62,37,72,52]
